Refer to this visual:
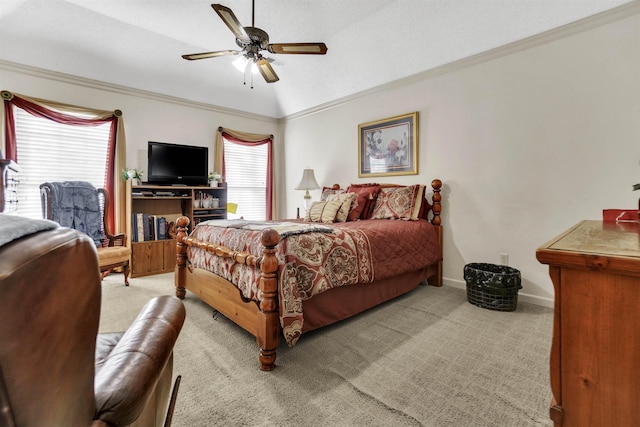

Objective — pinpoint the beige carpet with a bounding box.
[100,272,553,427]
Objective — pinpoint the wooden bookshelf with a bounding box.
[125,181,227,277]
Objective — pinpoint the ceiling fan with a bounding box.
[182,1,328,84]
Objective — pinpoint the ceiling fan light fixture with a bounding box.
[232,55,248,72]
[233,56,259,74]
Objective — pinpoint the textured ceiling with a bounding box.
[0,0,634,118]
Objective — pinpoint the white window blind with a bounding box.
[223,137,268,221]
[13,107,111,219]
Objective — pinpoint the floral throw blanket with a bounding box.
[188,219,439,346]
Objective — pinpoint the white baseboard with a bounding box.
[442,278,554,309]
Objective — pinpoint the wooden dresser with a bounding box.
[536,220,640,427]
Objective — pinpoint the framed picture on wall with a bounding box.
[358,112,418,177]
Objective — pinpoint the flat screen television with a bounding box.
[147,141,208,186]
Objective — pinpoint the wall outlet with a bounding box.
[500,253,509,266]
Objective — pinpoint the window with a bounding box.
[13,107,111,219]
[223,136,268,220]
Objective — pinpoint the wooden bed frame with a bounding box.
[175,179,443,371]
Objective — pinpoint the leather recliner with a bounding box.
[0,215,185,427]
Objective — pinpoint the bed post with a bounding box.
[257,229,280,371]
[175,216,189,299]
[430,179,442,226]
[430,179,443,287]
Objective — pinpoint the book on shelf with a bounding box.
[152,215,158,240]
[142,213,151,241]
[131,213,138,242]
[136,213,144,242]
[131,213,170,242]
[158,217,167,240]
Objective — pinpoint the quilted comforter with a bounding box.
[188,219,441,346]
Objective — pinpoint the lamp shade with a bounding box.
[294,169,320,191]
[295,169,320,211]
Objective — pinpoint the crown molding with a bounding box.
[0,59,278,124]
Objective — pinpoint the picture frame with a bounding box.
[358,112,418,177]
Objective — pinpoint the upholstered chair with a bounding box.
[0,215,185,426]
[40,181,131,285]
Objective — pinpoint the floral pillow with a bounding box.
[370,185,425,220]
[320,185,345,201]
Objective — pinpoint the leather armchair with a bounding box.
[0,216,185,427]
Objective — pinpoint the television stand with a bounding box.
[125,181,227,277]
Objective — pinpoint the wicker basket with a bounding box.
[464,263,522,312]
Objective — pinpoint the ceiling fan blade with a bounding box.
[182,50,240,61]
[212,4,250,42]
[263,56,285,66]
[256,58,279,83]
[268,43,327,55]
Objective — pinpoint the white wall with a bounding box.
[0,65,280,183]
[282,13,640,306]
[2,12,638,307]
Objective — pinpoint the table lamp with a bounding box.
[294,168,320,211]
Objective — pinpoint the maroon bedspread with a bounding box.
[187,219,441,346]
[333,220,441,280]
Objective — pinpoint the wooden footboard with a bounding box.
[175,217,281,371]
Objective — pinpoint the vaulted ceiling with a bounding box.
[0,0,634,118]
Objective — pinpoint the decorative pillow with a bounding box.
[346,184,381,221]
[320,185,344,201]
[370,185,425,220]
[418,192,433,220]
[346,193,367,221]
[304,199,343,223]
[326,192,357,222]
